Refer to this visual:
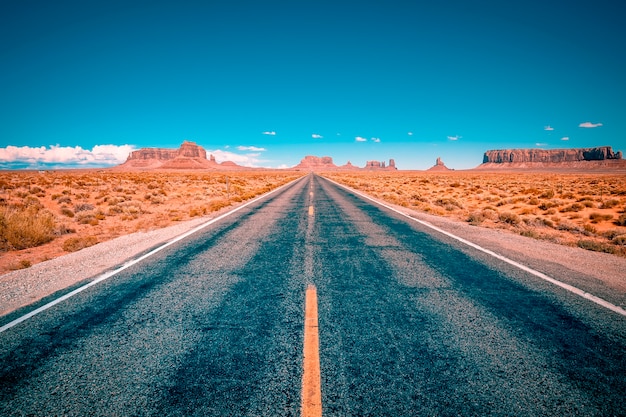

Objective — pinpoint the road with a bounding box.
[1,174,625,416]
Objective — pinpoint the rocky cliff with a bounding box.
[294,156,338,170]
[477,146,626,171]
[294,156,397,171]
[427,157,452,171]
[364,159,397,170]
[118,141,241,170]
[482,146,622,164]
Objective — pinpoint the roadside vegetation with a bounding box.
[324,171,626,257]
[0,170,303,272]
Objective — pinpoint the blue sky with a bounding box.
[1,0,624,170]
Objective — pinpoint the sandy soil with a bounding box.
[0,170,302,274]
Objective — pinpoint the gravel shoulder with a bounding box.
[2,186,625,318]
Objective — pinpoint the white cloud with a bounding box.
[535,142,548,147]
[0,144,135,168]
[208,149,265,167]
[312,134,323,139]
[261,131,276,135]
[544,125,554,131]
[237,146,267,152]
[561,137,570,141]
[447,135,461,141]
[408,132,413,136]
[579,122,603,128]
[355,136,367,142]
[371,137,381,143]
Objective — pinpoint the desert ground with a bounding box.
[324,171,626,257]
[0,170,303,274]
[1,169,625,275]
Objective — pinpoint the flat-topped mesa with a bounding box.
[295,155,338,170]
[118,141,244,170]
[483,146,622,164]
[126,140,207,161]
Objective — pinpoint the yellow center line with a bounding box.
[309,205,314,216]
[302,285,322,417]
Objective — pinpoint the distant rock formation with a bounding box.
[294,156,339,170]
[364,159,397,170]
[477,146,626,171]
[294,156,397,171]
[427,157,452,171]
[117,141,242,170]
[482,146,622,164]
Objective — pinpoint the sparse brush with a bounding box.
[600,199,620,209]
[498,212,521,225]
[612,235,626,246]
[466,211,485,225]
[0,206,56,251]
[63,236,98,252]
[577,239,616,254]
[560,203,585,213]
[74,203,95,212]
[589,212,614,223]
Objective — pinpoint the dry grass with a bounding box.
[0,170,303,273]
[324,171,626,257]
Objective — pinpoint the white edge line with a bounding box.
[323,176,626,317]
[0,176,305,334]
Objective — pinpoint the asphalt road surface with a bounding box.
[1,174,625,416]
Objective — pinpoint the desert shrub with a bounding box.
[12,259,32,270]
[589,212,613,223]
[519,207,537,215]
[499,212,521,225]
[612,235,626,246]
[207,199,230,212]
[538,201,559,210]
[557,220,580,232]
[481,208,498,220]
[75,211,99,225]
[189,207,206,217]
[74,203,95,212]
[560,203,585,213]
[23,196,43,209]
[577,239,616,254]
[0,206,56,251]
[615,214,626,227]
[63,236,98,252]
[583,224,597,236]
[29,186,45,196]
[600,199,620,209]
[467,211,485,225]
[539,189,555,199]
[528,197,539,205]
[520,230,539,238]
[434,198,463,211]
[57,195,72,204]
[60,206,75,218]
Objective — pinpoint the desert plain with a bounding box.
[1,169,625,275]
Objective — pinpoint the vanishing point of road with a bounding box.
[1,174,625,416]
